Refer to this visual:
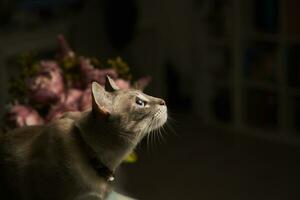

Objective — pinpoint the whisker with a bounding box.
[155,129,162,146]
[152,130,158,146]
[157,128,164,144]
[146,132,150,152]
[147,118,155,154]
[151,129,156,152]
[167,116,178,125]
[161,125,167,140]
[166,122,179,138]
[152,130,160,144]
[167,110,178,123]
[156,129,163,145]
[149,130,153,154]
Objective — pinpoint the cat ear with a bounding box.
[91,81,112,118]
[105,75,119,92]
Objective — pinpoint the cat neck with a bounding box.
[74,111,136,171]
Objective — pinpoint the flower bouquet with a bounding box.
[3,35,151,135]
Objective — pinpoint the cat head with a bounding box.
[91,76,167,142]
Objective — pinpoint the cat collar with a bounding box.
[74,127,115,182]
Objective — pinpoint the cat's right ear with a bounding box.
[91,81,112,119]
[105,75,119,92]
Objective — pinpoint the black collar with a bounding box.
[74,126,115,182]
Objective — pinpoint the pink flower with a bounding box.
[79,57,94,72]
[28,61,64,104]
[59,89,82,109]
[115,79,130,90]
[46,88,83,122]
[7,105,44,127]
[46,103,77,122]
[79,57,118,86]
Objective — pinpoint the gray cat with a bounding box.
[0,76,167,200]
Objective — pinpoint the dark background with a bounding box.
[1,0,300,199]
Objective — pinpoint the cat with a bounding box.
[0,76,167,200]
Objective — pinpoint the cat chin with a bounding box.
[151,110,168,131]
[160,112,168,126]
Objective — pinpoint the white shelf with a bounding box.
[205,0,300,144]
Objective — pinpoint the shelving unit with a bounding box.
[204,0,300,143]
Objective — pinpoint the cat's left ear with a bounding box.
[91,81,112,119]
[105,75,119,92]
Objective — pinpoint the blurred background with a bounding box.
[1,0,300,199]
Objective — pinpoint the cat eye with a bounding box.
[136,97,147,107]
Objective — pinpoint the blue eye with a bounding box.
[136,97,146,107]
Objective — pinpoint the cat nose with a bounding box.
[159,99,166,106]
